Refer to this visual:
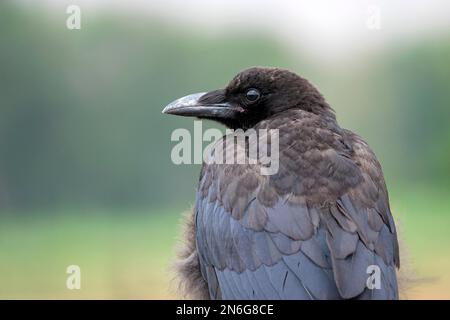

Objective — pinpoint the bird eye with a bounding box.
[245,88,261,103]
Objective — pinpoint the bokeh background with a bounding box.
[1,0,449,299]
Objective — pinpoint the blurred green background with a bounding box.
[0,0,449,299]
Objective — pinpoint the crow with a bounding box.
[163,67,400,300]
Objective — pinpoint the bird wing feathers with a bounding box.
[195,114,399,300]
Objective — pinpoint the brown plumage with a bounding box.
[164,67,400,299]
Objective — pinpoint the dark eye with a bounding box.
[245,88,261,102]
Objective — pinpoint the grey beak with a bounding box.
[162,92,236,118]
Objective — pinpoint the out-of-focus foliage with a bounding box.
[1,4,449,209]
[0,1,450,299]
[0,4,293,208]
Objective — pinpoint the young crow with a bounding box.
[163,67,400,299]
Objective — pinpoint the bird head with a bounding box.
[162,67,334,129]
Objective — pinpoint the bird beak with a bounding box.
[162,91,240,119]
